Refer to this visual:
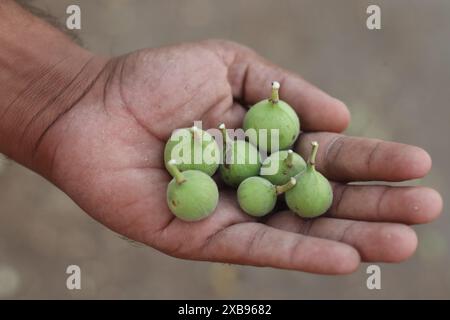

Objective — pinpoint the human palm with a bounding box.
[38,40,442,274]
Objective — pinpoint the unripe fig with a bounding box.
[218,123,261,188]
[243,81,300,152]
[164,126,219,176]
[260,149,306,185]
[237,176,296,217]
[285,142,333,218]
[166,160,219,221]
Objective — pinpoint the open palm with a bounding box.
[38,40,442,274]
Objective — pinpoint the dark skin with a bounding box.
[0,2,442,274]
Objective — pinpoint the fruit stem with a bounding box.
[167,159,186,184]
[190,125,201,142]
[307,141,319,168]
[219,123,231,168]
[285,149,294,168]
[219,123,228,148]
[270,81,280,105]
[275,177,297,195]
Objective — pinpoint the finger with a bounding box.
[297,132,432,182]
[328,184,443,224]
[149,189,359,274]
[267,212,418,262]
[213,40,350,132]
[203,222,360,274]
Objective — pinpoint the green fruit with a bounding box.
[237,176,296,217]
[285,142,333,218]
[243,81,300,152]
[260,149,306,185]
[218,123,261,188]
[166,160,219,221]
[164,125,219,176]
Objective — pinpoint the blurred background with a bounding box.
[0,0,449,299]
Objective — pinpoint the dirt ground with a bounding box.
[1,0,449,299]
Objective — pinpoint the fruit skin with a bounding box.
[285,142,333,218]
[219,140,261,188]
[285,169,333,218]
[260,150,306,185]
[237,177,277,217]
[243,99,300,151]
[164,127,219,176]
[167,170,219,221]
[243,82,300,151]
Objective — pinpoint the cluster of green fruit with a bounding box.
[164,82,333,221]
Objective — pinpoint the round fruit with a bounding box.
[166,160,219,221]
[164,125,219,176]
[237,176,296,217]
[218,123,261,187]
[260,149,306,185]
[285,142,333,218]
[243,81,300,152]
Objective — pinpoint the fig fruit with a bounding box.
[164,126,219,176]
[285,142,333,218]
[218,123,261,187]
[243,81,300,152]
[260,149,306,185]
[237,176,296,217]
[166,159,219,221]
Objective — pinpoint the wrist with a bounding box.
[0,1,108,170]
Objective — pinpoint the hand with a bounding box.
[35,40,442,274]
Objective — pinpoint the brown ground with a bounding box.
[0,0,449,299]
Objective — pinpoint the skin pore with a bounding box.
[0,0,443,274]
